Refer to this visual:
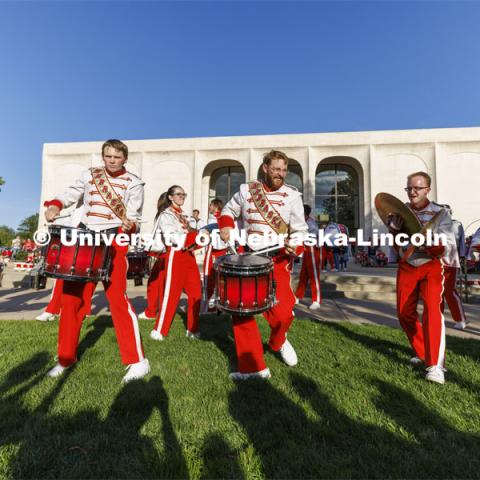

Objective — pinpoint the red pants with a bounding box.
[46,279,93,315]
[396,259,445,367]
[202,245,227,302]
[152,248,201,336]
[322,247,334,270]
[45,279,63,314]
[295,246,322,303]
[57,242,145,367]
[144,255,166,318]
[232,257,295,373]
[442,266,467,324]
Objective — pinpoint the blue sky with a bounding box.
[1,1,480,229]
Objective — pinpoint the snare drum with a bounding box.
[214,254,276,315]
[41,225,112,282]
[127,249,150,280]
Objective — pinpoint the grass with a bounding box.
[1,313,480,479]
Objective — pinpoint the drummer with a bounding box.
[388,171,458,385]
[43,139,150,383]
[219,150,308,380]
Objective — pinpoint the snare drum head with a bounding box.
[218,254,272,269]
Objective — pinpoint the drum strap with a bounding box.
[90,167,127,220]
[248,181,288,235]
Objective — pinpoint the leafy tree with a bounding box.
[17,213,39,240]
[0,225,16,246]
[0,177,4,192]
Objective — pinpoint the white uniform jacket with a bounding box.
[219,182,308,251]
[158,206,197,250]
[46,168,144,231]
[405,201,459,268]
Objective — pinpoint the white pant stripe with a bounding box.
[155,248,175,333]
[123,256,144,362]
[437,263,446,368]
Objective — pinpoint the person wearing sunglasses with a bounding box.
[388,171,458,385]
[150,185,202,341]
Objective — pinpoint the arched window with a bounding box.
[209,166,245,205]
[315,164,359,232]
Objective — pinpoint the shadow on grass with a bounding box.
[324,321,412,364]
[229,370,480,478]
[371,378,480,478]
[180,310,238,372]
[200,433,244,480]
[1,350,188,478]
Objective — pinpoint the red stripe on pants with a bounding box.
[153,248,201,336]
[144,256,166,318]
[396,259,445,367]
[442,265,467,324]
[295,246,322,303]
[57,242,144,367]
[232,257,295,373]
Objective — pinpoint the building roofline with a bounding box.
[43,125,480,155]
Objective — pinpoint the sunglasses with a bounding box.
[404,187,428,193]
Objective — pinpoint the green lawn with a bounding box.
[1,314,480,479]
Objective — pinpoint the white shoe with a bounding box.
[309,301,321,311]
[279,339,298,366]
[229,368,271,381]
[186,330,201,339]
[150,330,164,341]
[321,269,327,273]
[46,363,71,378]
[295,298,300,305]
[409,356,423,366]
[122,359,151,383]
[332,268,339,272]
[36,312,56,322]
[138,311,155,320]
[208,298,216,309]
[425,365,445,385]
[453,320,468,330]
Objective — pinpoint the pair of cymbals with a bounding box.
[375,193,444,235]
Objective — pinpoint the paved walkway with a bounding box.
[1,264,479,341]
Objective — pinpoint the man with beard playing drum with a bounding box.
[219,150,308,380]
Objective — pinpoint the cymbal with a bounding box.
[374,193,422,236]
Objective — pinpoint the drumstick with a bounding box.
[249,245,282,256]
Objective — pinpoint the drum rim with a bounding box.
[216,253,273,268]
[42,271,107,282]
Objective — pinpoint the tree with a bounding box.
[0,225,16,246]
[17,213,39,240]
[0,177,4,192]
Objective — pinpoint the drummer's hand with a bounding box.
[284,238,296,255]
[387,213,404,234]
[220,226,232,243]
[122,218,136,233]
[45,206,60,222]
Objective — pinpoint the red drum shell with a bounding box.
[41,225,112,282]
[214,254,275,315]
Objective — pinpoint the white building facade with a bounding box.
[40,127,480,236]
